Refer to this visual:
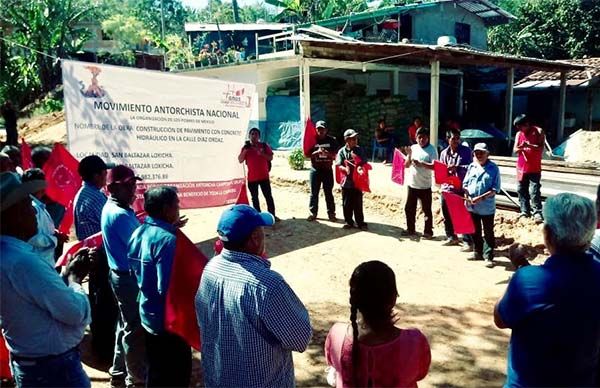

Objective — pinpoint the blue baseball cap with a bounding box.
[217,204,275,243]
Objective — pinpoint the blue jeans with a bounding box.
[10,348,90,388]
[109,270,146,386]
[517,172,542,216]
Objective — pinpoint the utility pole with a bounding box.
[160,0,166,70]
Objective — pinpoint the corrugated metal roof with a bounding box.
[515,79,590,89]
[298,38,586,72]
[515,57,600,85]
[185,23,291,32]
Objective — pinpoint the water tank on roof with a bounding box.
[437,36,457,46]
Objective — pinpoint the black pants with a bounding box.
[145,330,191,388]
[471,212,495,260]
[405,187,433,235]
[309,168,335,216]
[248,179,275,216]
[517,172,542,216]
[89,249,118,362]
[342,188,364,226]
[440,195,456,239]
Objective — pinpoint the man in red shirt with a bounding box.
[406,117,422,145]
[513,115,545,223]
[238,128,279,221]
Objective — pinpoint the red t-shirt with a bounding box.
[243,143,272,182]
[516,127,544,178]
[407,125,418,143]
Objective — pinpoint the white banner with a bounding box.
[62,60,255,208]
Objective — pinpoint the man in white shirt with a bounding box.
[402,127,438,238]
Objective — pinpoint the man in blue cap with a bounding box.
[196,204,312,387]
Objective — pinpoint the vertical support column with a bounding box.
[299,59,311,124]
[429,59,440,149]
[586,87,594,131]
[504,67,514,143]
[255,33,259,60]
[557,71,567,142]
[392,70,400,95]
[457,74,464,117]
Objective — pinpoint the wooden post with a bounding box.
[557,71,567,142]
[586,87,594,131]
[504,68,514,143]
[457,74,464,117]
[430,59,440,149]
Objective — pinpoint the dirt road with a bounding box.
[81,154,548,387]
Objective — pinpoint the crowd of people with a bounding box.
[1,113,600,388]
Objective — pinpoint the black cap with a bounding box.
[513,114,529,127]
[78,155,110,180]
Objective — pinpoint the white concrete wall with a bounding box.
[411,3,488,50]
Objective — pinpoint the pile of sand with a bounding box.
[0,110,66,146]
[563,130,600,164]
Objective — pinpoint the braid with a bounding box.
[350,304,360,387]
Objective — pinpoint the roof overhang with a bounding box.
[298,39,586,72]
[185,23,291,33]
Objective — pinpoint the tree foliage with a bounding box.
[489,0,600,59]
[264,0,368,23]
[0,0,94,107]
[187,0,276,23]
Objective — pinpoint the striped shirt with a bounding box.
[74,182,107,240]
[196,248,312,387]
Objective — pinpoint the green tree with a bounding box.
[0,0,94,106]
[489,0,600,59]
[132,0,189,38]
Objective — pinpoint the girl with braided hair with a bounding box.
[325,261,431,387]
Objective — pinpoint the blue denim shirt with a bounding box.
[498,253,600,387]
[128,216,176,334]
[101,198,140,272]
[463,160,501,215]
[74,182,107,240]
[196,248,312,387]
[0,236,91,357]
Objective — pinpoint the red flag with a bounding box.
[433,160,449,184]
[391,149,405,185]
[335,164,345,185]
[352,162,372,192]
[55,231,103,267]
[164,230,208,350]
[43,143,81,207]
[235,180,249,205]
[58,201,74,235]
[21,138,33,170]
[0,334,11,380]
[442,192,475,234]
[445,176,462,190]
[302,118,317,157]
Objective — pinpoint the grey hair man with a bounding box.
[494,193,600,387]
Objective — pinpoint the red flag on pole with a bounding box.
[21,138,33,170]
[43,143,81,207]
[442,192,475,234]
[164,230,208,350]
[302,118,317,157]
[55,231,103,267]
[433,160,449,184]
[235,180,249,205]
[352,162,372,192]
[0,334,11,380]
[391,149,405,185]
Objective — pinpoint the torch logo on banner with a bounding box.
[222,84,251,108]
[79,66,106,98]
[52,165,77,189]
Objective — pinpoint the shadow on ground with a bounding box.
[299,300,508,387]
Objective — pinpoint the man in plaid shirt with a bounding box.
[196,205,312,387]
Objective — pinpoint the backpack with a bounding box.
[262,143,272,172]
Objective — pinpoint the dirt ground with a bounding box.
[77,153,547,388]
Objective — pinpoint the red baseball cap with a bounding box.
[107,165,142,185]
